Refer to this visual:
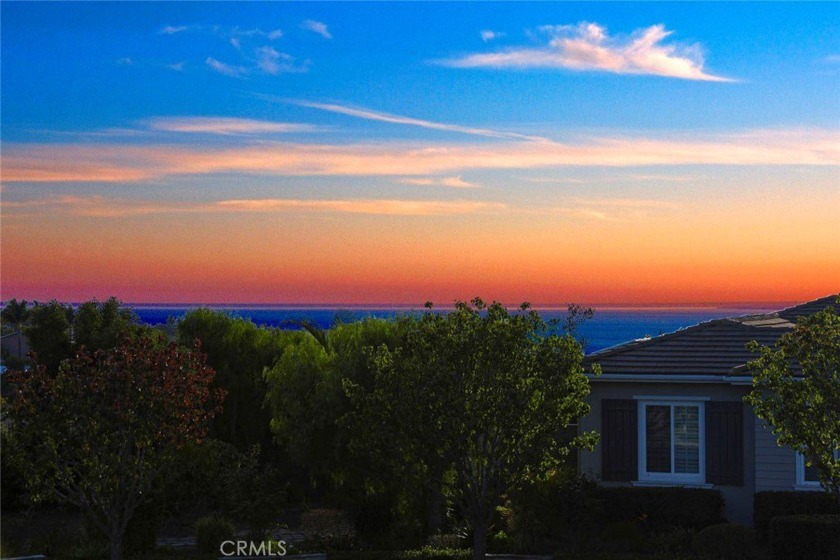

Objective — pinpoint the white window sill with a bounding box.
[633,480,713,489]
[793,483,824,492]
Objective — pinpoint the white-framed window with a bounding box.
[638,399,705,484]
[795,450,839,490]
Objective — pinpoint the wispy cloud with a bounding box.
[3,128,837,183]
[116,57,133,65]
[441,22,734,82]
[571,197,678,209]
[217,198,501,216]
[160,25,187,35]
[480,30,504,42]
[167,61,186,72]
[2,195,505,218]
[399,176,479,189]
[288,99,549,141]
[206,57,247,78]
[145,117,321,135]
[824,54,840,64]
[256,46,308,74]
[300,19,332,39]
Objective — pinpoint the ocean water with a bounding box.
[132,304,782,354]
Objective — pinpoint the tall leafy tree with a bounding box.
[21,298,144,374]
[1,298,31,333]
[265,317,405,486]
[178,308,295,448]
[6,336,224,560]
[73,297,142,351]
[350,299,596,559]
[745,303,840,505]
[23,300,74,373]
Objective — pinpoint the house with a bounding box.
[0,330,30,363]
[579,294,840,526]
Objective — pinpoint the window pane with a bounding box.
[804,461,821,482]
[646,405,671,473]
[674,405,700,474]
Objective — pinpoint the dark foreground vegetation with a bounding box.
[2,297,839,560]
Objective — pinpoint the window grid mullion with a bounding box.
[670,405,675,475]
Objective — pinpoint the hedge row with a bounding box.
[328,549,470,560]
[595,487,725,532]
[770,515,840,560]
[753,491,840,541]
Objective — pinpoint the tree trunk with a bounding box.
[472,519,487,560]
[109,527,124,560]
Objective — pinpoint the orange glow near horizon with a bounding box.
[3,179,838,305]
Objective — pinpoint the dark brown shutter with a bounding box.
[601,399,638,482]
[705,401,744,486]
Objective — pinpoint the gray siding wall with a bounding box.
[579,381,756,526]
[754,415,796,492]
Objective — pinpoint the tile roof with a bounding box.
[584,294,839,377]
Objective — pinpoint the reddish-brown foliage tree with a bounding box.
[6,336,225,560]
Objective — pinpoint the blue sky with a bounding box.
[1,2,838,304]
[3,2,837,137]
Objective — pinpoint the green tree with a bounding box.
[745,303,840,505]
[73,297,142,351]
[177,308,296,449]
[265,317,405,487]
[6,336,224,560]
[21,298,143,374]
[1,298,31,334]
[350,299,596,559]
[23,300,74,373]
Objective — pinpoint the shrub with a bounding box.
[488,530,516,553]
[692,523,757,560]
[596,486,725,532]
[194,514,235,554]
[770,514,840,560]
[329,549,471,560]
[29,527,81,557]
[501,469,602,551]
[649,526,695,556]
[426,533,466,549]
[602,520,647,553]
[754,490,840,541]
[123,501,161,555]
[300,508,356,551]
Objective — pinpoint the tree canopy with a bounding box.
[745,303,840,504]
[177,308,297,449]
[348,299,596,559]
[6,335,224,560]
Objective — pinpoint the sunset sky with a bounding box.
[2,2,838,305]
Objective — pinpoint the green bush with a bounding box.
[596,486,725,532]
[194,514,235,554]
[488,530,516,553]
[501,469,602,552]
[329,548,471,560]
[692,523,757,560]
[648,526,695,556]
[770,514,840,560]
[602,520,647,553]
[123,501,161,555]
[300,508,357,552]
[754,490,840,541]
[29,527,81,557]
[425,533,466,549]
